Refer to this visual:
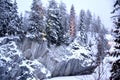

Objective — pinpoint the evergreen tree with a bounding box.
[0,0,21,36]
[28,0,45,41]
[0,0,13,36]
[94,16,101,33]
[78,9,87,46]
[46,0,64,46]
[97,25,108,62]
[17,14,27,40]
[8,0,21,35]
[23,11,30,32]
[59,1,68,35]
[86,10,92,32]
[99,26,109,52]
[110,0,120,80]
[69,5,76,40]
[111,18,120,57]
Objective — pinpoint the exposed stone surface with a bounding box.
[21,38,97,79]
[52,59,96,77]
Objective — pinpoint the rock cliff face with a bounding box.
[20,37,97,78]
[21,38,48,60]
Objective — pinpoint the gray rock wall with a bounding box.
[21,38,48,60]
[20,38,97,79]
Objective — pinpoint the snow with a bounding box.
[20,59,51,77]
[0,37,22,60]
[9,41,22,56]
[66,42,90,60]
[20,60,35,73]
[26,33,36,38]
[65,32,98,62]
[0,36,19,43]
[27,78,36,80]
[0,56,12,62]
[105,34,113,41]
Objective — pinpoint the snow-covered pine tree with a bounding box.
[28,0,45,42]
[99,26,109,53]
[78,9,87,46]
[59,1,68,35]
[97,25,108,63]
[0,0,21,36]
[86,10,92,32]
[68,5,76,42]
[23,11,30,32]
[112,18,120,56]
[110,0,120,80]
[46,0,64,46]
[17,14,27,40]
[0,0,13,36]
[8,0,22,35]
[94,16,101,33]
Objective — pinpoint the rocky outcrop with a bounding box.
[52,59,96,77]
[21,38,48,60]
[20,37,97,79]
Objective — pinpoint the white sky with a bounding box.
[16,0,114,31]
